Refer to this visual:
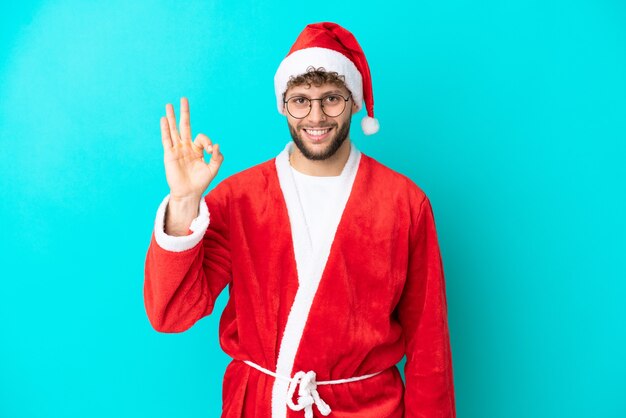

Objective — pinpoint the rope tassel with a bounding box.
[286,370,332,417]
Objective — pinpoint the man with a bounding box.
[144,22,456,418]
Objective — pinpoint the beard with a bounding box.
[288,118,351,161]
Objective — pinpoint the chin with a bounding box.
[295,135,343,161]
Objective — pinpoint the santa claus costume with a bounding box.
[144,22,456,418]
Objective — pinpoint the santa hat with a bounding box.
[274,22,380,135]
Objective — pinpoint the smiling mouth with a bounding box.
[302,127,333,142]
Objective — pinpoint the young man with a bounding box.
[145,22,456,418]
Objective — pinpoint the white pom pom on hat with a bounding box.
[274,22,379,135]
[361,116,379,135]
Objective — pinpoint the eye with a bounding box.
[324,95,341,104]
[291,97,308,105]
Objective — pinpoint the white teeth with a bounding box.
[305,128,330,136]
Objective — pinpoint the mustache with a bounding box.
[298,124,335,129]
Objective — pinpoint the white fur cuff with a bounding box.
[154,194,210,252]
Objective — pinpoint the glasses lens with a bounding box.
[321,94,346,117]
[286,97,311,118]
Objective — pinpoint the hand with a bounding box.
[160,97,224,202]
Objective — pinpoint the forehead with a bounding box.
[285,82,350,98]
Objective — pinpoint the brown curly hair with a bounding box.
[284,66,350,99]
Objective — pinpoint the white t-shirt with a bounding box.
[289,165,344,253]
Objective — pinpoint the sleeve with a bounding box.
[396,193,456,417]
[143,183,233,333]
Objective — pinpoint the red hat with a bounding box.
[274,22,379,135]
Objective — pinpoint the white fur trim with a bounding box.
[274,47,363,115]
[153,194,210,252]
[361,116,379,135]
[271,141,361,418]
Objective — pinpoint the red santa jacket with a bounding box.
[144,141,456,418]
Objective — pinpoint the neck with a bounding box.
[289,139,352,177]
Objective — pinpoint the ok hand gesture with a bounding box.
[160,97,224,202]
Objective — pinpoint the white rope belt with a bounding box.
[243,359,384,418]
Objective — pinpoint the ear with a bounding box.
[351,100,359,115]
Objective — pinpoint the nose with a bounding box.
[307,99,327,123]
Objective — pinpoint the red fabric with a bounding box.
[287,22,375,120]
[144,154,456,417]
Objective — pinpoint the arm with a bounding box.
[396,194,456,417]
[144,184,232,333]
[144,97,229,333]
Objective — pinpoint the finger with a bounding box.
[180,97,192,143]
[193,133,213,153]
[209,143,224,170]
[160,117,173,150]
[165,103,181,142]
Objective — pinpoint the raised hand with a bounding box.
[160,97,224,203]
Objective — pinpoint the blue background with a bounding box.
[1,1,624,417]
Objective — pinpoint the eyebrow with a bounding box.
[286,89,345,99]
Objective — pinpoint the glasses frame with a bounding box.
[283,93,352,119]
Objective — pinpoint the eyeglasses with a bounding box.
[283,93,352,119]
